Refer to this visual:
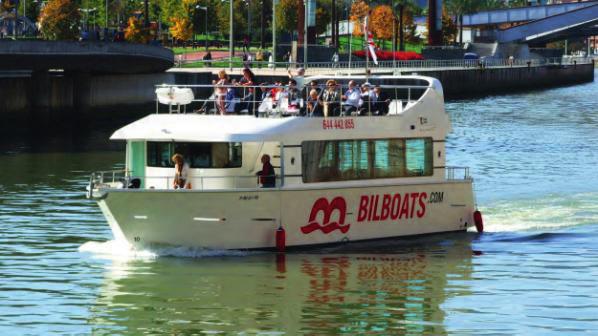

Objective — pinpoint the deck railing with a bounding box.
[445,166,471,181]
[154,82,433,116]
[87,170,280,197]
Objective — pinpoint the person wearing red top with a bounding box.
[256,154,275,188]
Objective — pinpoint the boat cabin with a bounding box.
[97,75,454,192]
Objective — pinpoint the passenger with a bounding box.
[308,80,321,96]
[321,79,340,117]
[288,67,305,90]
[172,153,190,189]
[213,70,229,115]
[270,80,283,105]
[237,68,256,116]
[307,89,323,117]
[359,83,373,115]
[341,80,361,115]
[256,154,275,188]
[224,83,237,114]
[373,85,390,115]
[285,79,301,113]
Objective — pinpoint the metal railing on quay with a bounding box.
[175,56,594,70]
[446,167,471,181]
[154,82,432,117]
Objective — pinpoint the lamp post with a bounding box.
[229,0,233,70]
[196,5,208,50]
[303,0,308,69]
[272,0,277,68]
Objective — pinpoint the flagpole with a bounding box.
[364,17,368,78]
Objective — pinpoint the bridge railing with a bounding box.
[175,56,594,70]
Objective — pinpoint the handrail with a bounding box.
[88,170,280,193]
[445,166,471,181]
[176,56,594,70]
[154,82,432,116]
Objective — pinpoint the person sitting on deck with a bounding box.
[341,80,361,115]
[359,83,373,115]
[373,85,391,115]
[236,68,256,116]
[284,79,301,114]
[172,153,191,189]
[307,89,323,117]
[256,154,276,188]
[321,79,340,117]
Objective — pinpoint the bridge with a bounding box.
[461,1,598,44]
[0,40,174,74]
[462,1,597,26]
[497,4,598,43]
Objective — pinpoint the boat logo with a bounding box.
[301,197,351,234]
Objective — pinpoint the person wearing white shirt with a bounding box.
[342,80,361,115]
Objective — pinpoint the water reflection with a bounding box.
[88,235,475,334]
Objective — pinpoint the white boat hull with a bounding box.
[97,180,475,250]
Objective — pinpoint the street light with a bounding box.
[196,5,208,50]
[221,0,233,70]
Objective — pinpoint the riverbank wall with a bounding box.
[0,63,593,124]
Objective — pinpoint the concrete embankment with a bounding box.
[0,63,593,124]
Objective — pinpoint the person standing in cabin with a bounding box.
[172,154,190,189]
[257,154,276,188]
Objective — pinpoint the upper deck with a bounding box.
[114,75,450,144]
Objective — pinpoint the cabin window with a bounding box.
[147,142,242,168]
[302,138,432,182]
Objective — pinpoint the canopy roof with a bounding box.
[111,114,305,142]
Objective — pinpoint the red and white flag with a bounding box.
[363,16,378,65]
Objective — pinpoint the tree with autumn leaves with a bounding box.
[38,0,81,40]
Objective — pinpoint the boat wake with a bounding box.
[78,239,254,260]
[479,192,598,232]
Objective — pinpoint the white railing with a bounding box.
[87,170,280,197]
[176,56,594,70]
[445,167,471,181]
[154,82,432,117]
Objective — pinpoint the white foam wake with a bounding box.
[478,192,598,232]
[79,239,254,260]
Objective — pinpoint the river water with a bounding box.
[1,74,597,334]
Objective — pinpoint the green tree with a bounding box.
[315,7,331,36]
[274,0,298,33]
[39,0,81,40]
[445,0,481,44]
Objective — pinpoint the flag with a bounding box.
[363,16,378,65]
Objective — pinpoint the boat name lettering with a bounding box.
[428,192,444,203]
[322,118,355,130]
[357,192,428,223]
[239,195,259,200]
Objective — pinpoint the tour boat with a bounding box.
[87,75,481,251]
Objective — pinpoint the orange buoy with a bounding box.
[276,226,286,252]
[473,210,484,233]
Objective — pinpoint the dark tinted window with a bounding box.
[302,138,432,182]
[147,142,242,168]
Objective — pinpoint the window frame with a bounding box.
[146,141,243,169]
[301,137,433,183]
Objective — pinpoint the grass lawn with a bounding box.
[181,57,246,68]
[336,35,423,53]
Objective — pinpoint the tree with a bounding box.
[275,0,298,33]
[370,5,393,41]
[445,0,481,44]
[217,0,248,38]
[315,7,331,36]
[442,8,457,44]
[350,0,369,36]
[125,16,148,43]
[39,0,81,40]
[170,16,193,41]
